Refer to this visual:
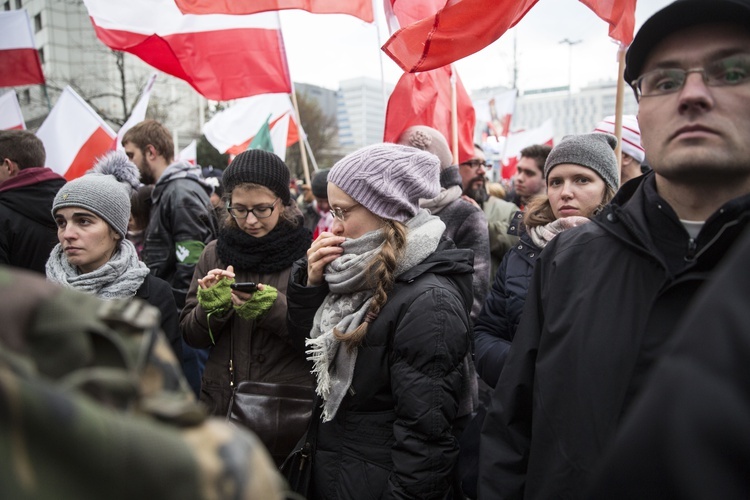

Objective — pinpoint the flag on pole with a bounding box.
[269,112,293,162]
[383,0,446,31]
[174,0,373,22]
[203,93,299,156]
[580,0,636,46]
[500,118,555,179]
[0,10,45,87]
[81,0,291,100]
[384,65,475,164]
[473,89,516,141]
[116,73,157,150]
[178,139,197,165]
[0,91,26,130]
[248,116,274,153]
[36,87,116,181]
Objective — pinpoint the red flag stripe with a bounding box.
[0,47,45,87]
[64,127,117,181]
[174,0,373,22]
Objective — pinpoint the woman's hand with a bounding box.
[231,283,265,307]
[306,232,345,286]
[197,265,236,289]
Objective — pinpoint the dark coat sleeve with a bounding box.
[286,257,329,353]
[586,227,750,500]
[142,274,182,363]
[385,286,470,499]
[478,248,547,500]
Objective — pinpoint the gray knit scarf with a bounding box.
[306,209,446,422]
[420,185,462,215]
[46,239,150,299]
[528,216,591,248]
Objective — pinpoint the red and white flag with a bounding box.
[203,93,299,158]
[0,90,26,130]
[36,87,116,181]
[474,89,516,140]
[500,118,554,179]
[178,139,197,165]
[116,73,157,150]
[0,10,45,87]
[384,65,475,164]
[81,0,291,101]
[174,0,373,22]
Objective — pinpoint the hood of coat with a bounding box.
[0,171,66,228]
[152,160,212,202]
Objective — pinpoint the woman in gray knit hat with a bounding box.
[46,150,183,364]
[474,132,619,388]
[286,143,476,499]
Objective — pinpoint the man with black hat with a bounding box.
[479,0,750,498]
[300,168,333,239]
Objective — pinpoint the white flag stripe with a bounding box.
[0,91,26,130]
[0,10,36,50]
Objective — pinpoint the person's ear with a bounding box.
[146,144,158,161]
[2,158,19,177]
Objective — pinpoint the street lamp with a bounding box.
[559,38,581,135]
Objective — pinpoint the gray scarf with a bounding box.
[528,216,590,249]
[307,209,446,422]
[420,185,462,215]
[46,239,150,299]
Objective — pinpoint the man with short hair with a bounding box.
[508,144,551,209]
[480,0,750,497]
[123,120,216,395]
[461,144,520,277]
[0,130,65,274]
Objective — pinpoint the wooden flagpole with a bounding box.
[613,43,627,187]
[450,65,459,164]
[290,84,312,186]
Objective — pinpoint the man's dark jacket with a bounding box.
[0,167,65,274]
[479,172,750,499]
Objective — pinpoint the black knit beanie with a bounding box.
[311,169,330,199]
[223,150,291,205]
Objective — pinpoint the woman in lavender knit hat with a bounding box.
[287,142,476,499]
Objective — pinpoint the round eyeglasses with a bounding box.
[227,199,279,220]
[329,203,360,222]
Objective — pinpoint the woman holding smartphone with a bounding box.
[180,150,312,462]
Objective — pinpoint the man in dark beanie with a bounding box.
[301,168,333,239]
[480,0,750,498]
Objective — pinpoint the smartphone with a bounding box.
[230,282,258,293]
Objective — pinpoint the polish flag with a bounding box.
[500,118,554,179]
[178,139,197,165]
[384,65,475,164]
[474,89,516,140]
[174,0,374,23]
[0,90,26,130]
[0,10,45,87]
[116,73,157,151]
[81,0,291,101]
[36,87,116,181]
[203,93,299,158]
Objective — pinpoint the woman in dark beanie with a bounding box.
[474,132,619,388]
[287,143,475,499]
[46,151,183,364]
[180,149,312,462]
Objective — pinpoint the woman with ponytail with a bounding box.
[287,143,475,499]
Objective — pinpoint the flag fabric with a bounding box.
[383,0,446,32]
[0,91,26,130]
[203,93,298,155]
[174,0,373,23]
[0,10,45,87]
[116,73,157,150]
[473,89,516,140]
[580,0,636,46]
[248,117,274,153]
[269,112,293,161]
[81,0,291,101]
[179,139,197,165]
[384,65,475,164]
[36,86,116,181]
[500,118,554,179]
[382,0,539,73]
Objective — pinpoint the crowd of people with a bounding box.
[2,0,750,498]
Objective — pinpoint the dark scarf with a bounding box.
[217,218,311,273]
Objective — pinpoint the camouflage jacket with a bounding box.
[0,266,286,500]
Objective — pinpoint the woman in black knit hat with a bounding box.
[180,149,313,465]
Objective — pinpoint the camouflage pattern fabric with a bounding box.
[0,266,287,500]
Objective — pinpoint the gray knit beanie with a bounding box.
[328,143,441,222]
[311,169,330,199]
[52,151,140,239]
[223,149,291,205]
[544,133,619,191]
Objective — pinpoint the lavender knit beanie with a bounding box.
[328,143,441,222]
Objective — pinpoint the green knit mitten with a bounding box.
[234,285,278,320]
[197,277,234,314]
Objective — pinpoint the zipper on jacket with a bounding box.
[686,238,697,260]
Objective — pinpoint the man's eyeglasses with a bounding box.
[330,203,360,222]
[227,199,279,220]
[460,159,490,169]
[632,53,750,100]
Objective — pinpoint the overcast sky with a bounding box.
[280,0,673,94]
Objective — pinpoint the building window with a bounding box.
[37,47,44,65]
[15,0,21,8]
[21,89,31,104]
[34,12,41,32]
[3,2,10,11]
